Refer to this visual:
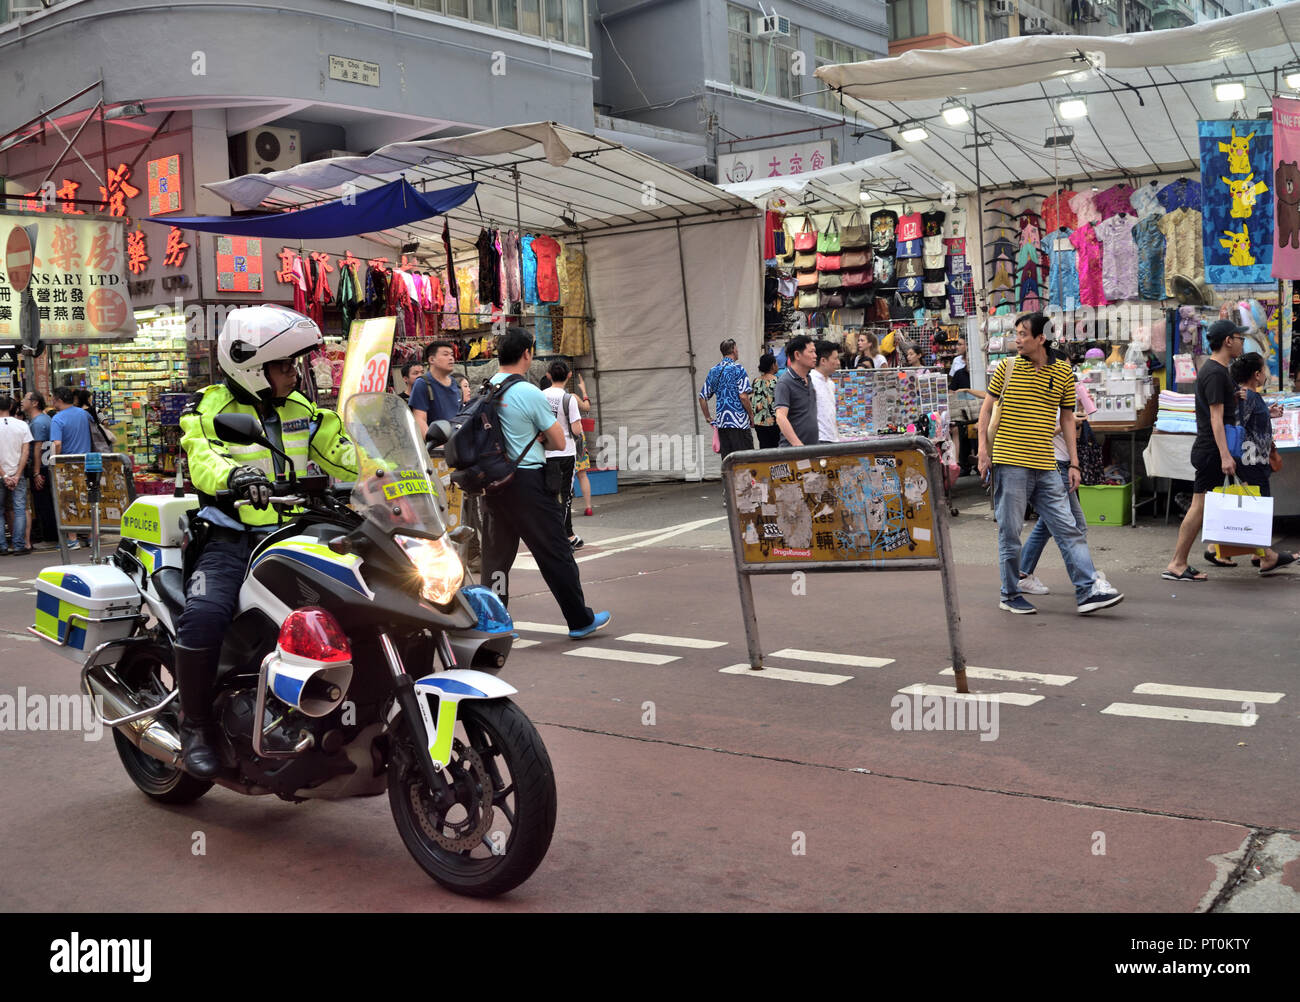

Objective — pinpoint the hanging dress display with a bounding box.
[1069,223,1108,307]
[475,228,502,308]
[531,234,563,303]
[1094,184,1136,220]
[1094,213,1139,301]
[500,230,522,306]
[520,234,540,304]
[1046,231,1081,310]
[1132,214,1167,300]
[557,246,589,356]
[1069,190,1103,227]
[1130,181,1165,218]
[1156,206,1204,294]
[1041,190,1078,233]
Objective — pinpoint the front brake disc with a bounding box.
[411,738,495,852]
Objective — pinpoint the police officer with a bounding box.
[176,306,357,777]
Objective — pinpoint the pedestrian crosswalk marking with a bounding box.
[511,638,540,649]
[940,667,1076,686]
[564,647,681,666]
[0,586,24,594]
[1100,703,1258,726]
[617,633,727,649]
[770,648,894,669]
[1131,683,1284,704]
[898,684,1044,707]
[0,575,16,582]
[719,664,852,686]
[512,622,571,635]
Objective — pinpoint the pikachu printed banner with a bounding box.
[1198,119,1274,285]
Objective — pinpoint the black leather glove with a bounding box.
[228,465,272,510]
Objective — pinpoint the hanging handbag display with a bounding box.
[841,269,871,288]
[817,271,843,290]
[846,288,875,309]
[818,290,845,309]
[817,216,841,254]
[797,290,819,310]
[840,210,869,250]
[794,251,817,271]
[797,270,819,288]
[840,248,871,270]
[870,297,891,321]
[816,252,842,272]
[792,216,817,252]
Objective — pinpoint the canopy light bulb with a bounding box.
[941,100,970,126]
[1285,67,1300,91]
[1058,97,1088,121]
[900,122,928,143]
[1214,77,1245,102]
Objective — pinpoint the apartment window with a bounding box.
[815,36,871,111]
[888,0,929,41]
[728,5,800,101]
[393,0,585,47]
[985,6,1010,41]
[952,0,980,42]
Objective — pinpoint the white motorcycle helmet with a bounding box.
[217,305,323,404]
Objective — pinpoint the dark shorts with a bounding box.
[1191,448,1223,494]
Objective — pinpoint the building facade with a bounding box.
[886,0,1274,54]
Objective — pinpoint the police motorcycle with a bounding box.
[48,392,556,898]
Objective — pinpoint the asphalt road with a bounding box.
[1,480,1298,913]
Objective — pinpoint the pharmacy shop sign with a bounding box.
[0,213,136,341]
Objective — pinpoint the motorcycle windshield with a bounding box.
[343,392,448,538]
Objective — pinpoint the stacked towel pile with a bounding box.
[1154,390,1197,434]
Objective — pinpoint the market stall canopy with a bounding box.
[203,121,756,255]
[150,179,476,239]
[718,150,964,213]
[815,4,1300,192]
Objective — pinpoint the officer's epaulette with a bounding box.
[180,385,217,416]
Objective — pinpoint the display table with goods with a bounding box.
[831,366,959,506]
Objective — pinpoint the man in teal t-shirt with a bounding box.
[481,327,610,640]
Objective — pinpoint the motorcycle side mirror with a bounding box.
[213,413,269,447]
[425,420,453,452]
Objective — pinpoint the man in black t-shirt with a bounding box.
[1163,319,1246,581]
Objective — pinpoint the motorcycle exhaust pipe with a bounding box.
[84,665,182,768]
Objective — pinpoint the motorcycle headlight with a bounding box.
[395,534,464,607]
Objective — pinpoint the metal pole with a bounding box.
[929,450,968,694]
[675,221,704,462]
[512,168,525,320]
[972,105,989,318]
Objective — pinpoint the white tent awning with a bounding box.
[815,5,1300,192]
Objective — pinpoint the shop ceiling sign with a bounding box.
[718,140,834,185]
[1198,119,1274,285]
[0,213,136,342]
[1272,96,1300,281]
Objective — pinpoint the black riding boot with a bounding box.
[175,643,222,779]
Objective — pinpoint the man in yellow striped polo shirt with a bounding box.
[977,313,1124,615]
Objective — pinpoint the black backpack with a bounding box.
[443,374,539,495]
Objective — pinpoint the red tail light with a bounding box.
[278,606,351,663]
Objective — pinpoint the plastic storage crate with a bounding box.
[575,468,618,496]
[1078,481,1134,526]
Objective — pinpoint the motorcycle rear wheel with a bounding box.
[389,698,556,898]
[110,643,214,805]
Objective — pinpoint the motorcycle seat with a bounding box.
[152,567,187,626]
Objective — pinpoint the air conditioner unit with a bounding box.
[243,127,301,174]
[990,0,1015,17]
[1021,16,1052,34]
[758,13,791,37]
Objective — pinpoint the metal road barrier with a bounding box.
[721,436,969,693]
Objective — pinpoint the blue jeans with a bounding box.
[993,464,1098,603]
[0,477,27,551]
[1020,461,1088,575]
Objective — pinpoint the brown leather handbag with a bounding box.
[840,248,871,270]
[797,269,819,288]
[841,269,871,288]
[840,210,869,250]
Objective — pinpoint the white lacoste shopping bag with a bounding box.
[1201,479,1273,547]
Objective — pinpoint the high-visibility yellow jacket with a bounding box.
[179,383,357,527]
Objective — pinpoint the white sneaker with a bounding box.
[1018,573,1050,595]
[1093,571,1117,595]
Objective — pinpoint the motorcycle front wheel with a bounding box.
[389,698,556,898]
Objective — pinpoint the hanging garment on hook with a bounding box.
[475,228,502,308]
[500,230,522,306]
[520,234,540,304]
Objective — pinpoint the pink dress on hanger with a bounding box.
[1069,190,1102,227]
[1094,184,1135,220]
[1069,223,1109,307]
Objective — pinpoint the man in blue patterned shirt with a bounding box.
[698,338,754,460]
